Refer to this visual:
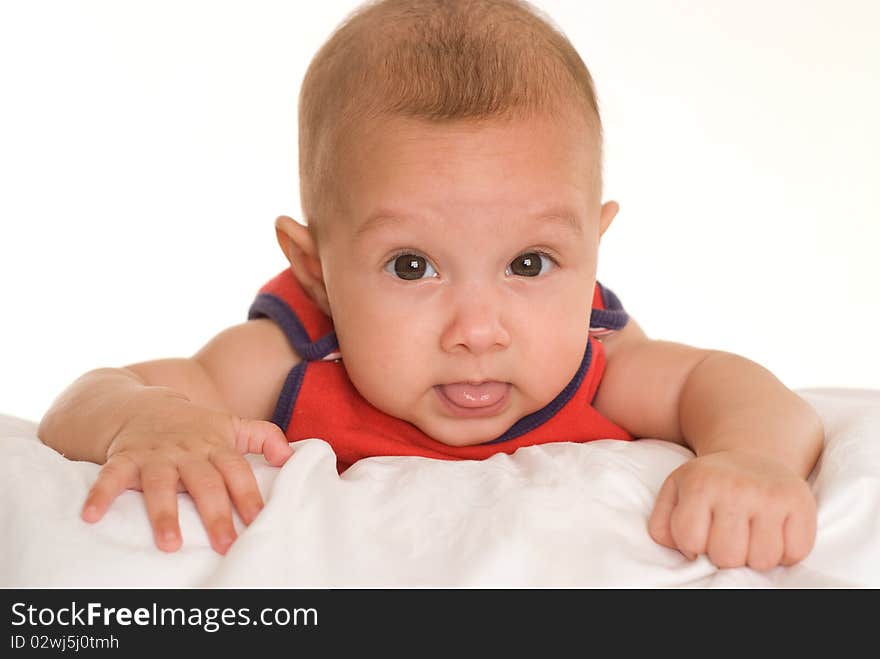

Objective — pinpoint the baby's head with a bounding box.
[276,0,620,445]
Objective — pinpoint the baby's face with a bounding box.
[317,114,611,445]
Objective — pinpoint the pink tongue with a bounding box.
[440,382,508,408]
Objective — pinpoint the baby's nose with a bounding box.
[439,285,511,355]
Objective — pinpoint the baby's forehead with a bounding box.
[333,129,598,243]
[337,113,602,200]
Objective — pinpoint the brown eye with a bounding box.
[508,252,549,277]
[388,253,436,280]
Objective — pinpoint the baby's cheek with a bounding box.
[341,356,396,415]
[340,335,429,415]
[521,322,587,397]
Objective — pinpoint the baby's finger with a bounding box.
[210,449,264,525]
[705,506,750,569]
[647,476,678,550]
[668,493,712,561]
[747,512,785,571]
[781,507,817,566]
[82,455,139,523]
[140,460,183,552]
[236,418,293,466]
[178,460,237,555]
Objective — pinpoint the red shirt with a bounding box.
[248,269,633,472]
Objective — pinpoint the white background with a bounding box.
[1,0,878,423]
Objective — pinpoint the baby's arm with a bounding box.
[38,318,299,554]
[593,321,823,570]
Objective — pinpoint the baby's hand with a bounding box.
[647,450,817,570]
[81,395,293,554]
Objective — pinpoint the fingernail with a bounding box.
[157,531,181,553]
[82,505,98,521]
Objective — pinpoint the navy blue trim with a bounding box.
[483,339,593,445]
[302,331,341,362]
[591,282,628,331]
[590,308,628,331]
[271,362,308,433]
[248,293,339,361]
[596,281,623,310]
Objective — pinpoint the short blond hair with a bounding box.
[298,0,603,239]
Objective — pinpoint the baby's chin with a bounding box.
[409,406,525,447]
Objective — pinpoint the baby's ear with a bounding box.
[274,215,331,316]
[599,200,620,238]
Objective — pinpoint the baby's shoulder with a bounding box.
[193,318,301,421]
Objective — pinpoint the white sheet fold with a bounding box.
[1,388,877,587]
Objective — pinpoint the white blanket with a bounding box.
[2,388,878,588]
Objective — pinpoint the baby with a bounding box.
[39,0,824,571]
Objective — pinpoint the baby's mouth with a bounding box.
[434,381,511,418]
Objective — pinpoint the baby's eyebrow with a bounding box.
[533,210,583,236]
[354,206,582,239]
[354,212,413,240]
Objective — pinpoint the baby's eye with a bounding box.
[385,252,439,280]
[506,251,555,277]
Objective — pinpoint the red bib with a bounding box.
[248,269,633,472]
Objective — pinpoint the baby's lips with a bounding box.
[437,381,510,408]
